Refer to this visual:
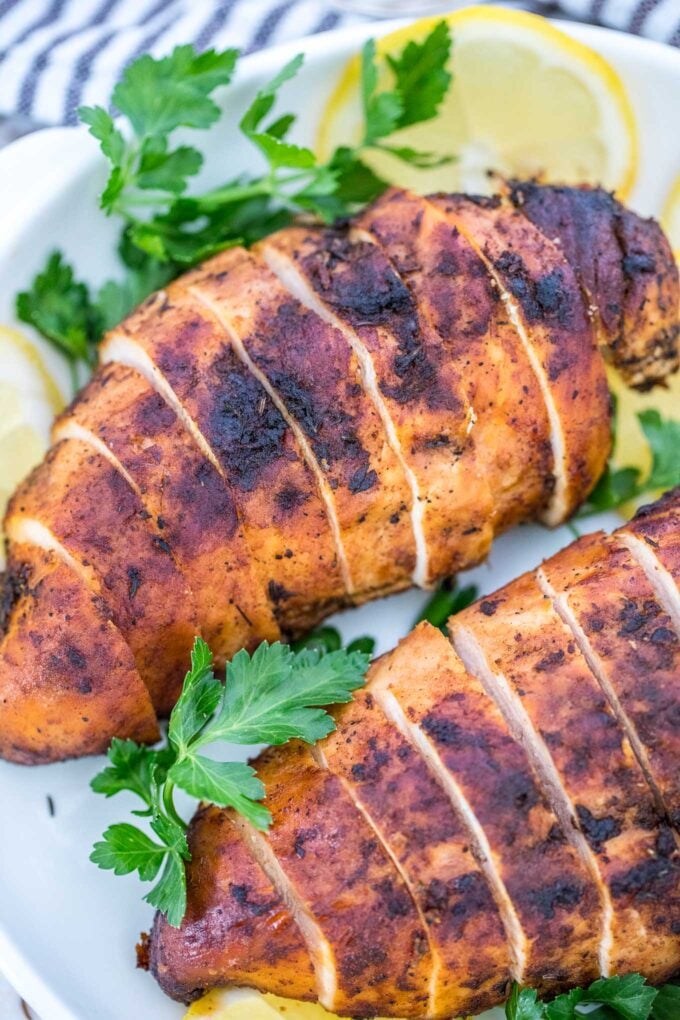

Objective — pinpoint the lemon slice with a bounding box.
[608,367,680,483]
[0,326,66,569]
[185,988,391,1019]
[318,6,637,198]
[662,173,680,255]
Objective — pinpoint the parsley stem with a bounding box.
[196,170,312,210]
[162,780,185,829]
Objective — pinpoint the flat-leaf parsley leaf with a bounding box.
[90,637,369,926]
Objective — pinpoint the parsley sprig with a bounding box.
[17,24,453,377]
[580,408,680,516]
[90,637,369,927]
[506,976,679,1020]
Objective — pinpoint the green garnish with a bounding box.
[581,409,680,516]
[15,253,102,389]
[90,637,368,927]
[416,578,479,633]
[292,625,376,657]
[505,976,679,1020]
[18,24,453,376]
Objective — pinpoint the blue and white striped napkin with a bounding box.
[0,0,679,134]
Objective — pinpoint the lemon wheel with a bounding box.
[318,5,638,199]
[184,987,393,1019]
[0,326,65,567]
[662,172,680,256]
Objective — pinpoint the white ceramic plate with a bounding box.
[0,15,679,1020]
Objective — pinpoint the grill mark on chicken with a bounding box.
[5,439,199,714]
[430,194,611,525]
[451,571,680,980]
[539,531,680,833]
[0,544,158,763]
[238,743,432,1018]
[0,560,29,640]
[317,680,512,1017]
[358,189,552,535]
[54,363,279,660]
[150,806,317,1004]
[206,353,289,489]
[613,207,679,390]
[102,285,347,635]
[307,234,453,410]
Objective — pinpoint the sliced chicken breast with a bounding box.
[619,488,680,634]
[375,623,601,993]
[510,183,680,388]
[0,543,158,763]
[53,362,279,660]
[357,188,552,532]
[150,805,316,1004]
[101,282,347,634]
[239,742,433,1018]
[263,226,494,587]
[539,531,680,830]
[430,194,611,524]
[451,569,680,980]
[5,439,198,714]
[149,493,680,1014]
[318,681,512,1018]
[189,246,416,599]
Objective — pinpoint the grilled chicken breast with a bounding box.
[1,185,678,763]
[150,490,680,1016]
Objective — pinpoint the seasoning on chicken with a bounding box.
[149,490,680,1017]
[1,185,678,763]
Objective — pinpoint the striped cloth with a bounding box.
[0,0,678,133]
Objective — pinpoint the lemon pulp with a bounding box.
[0,327,66,568]
[317,6,637,199]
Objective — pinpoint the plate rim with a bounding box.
[0,13,678,1020]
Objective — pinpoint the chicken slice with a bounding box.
[356,188,552,532]
[451,571,680,982]
[236,742,432,1018]
[53,363,279,661]
[4,439,198,714]
[373,623,601,993]
[150,805,316,1004]
[510,183,680,388]
[317,682,512,1018]
[0,544,158,763]
[188,247,415,600]
[618,488,680,634]
[430,194,611,524]
[101,281,347,635]
[263,226,494,587]
[539,531,680,830]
